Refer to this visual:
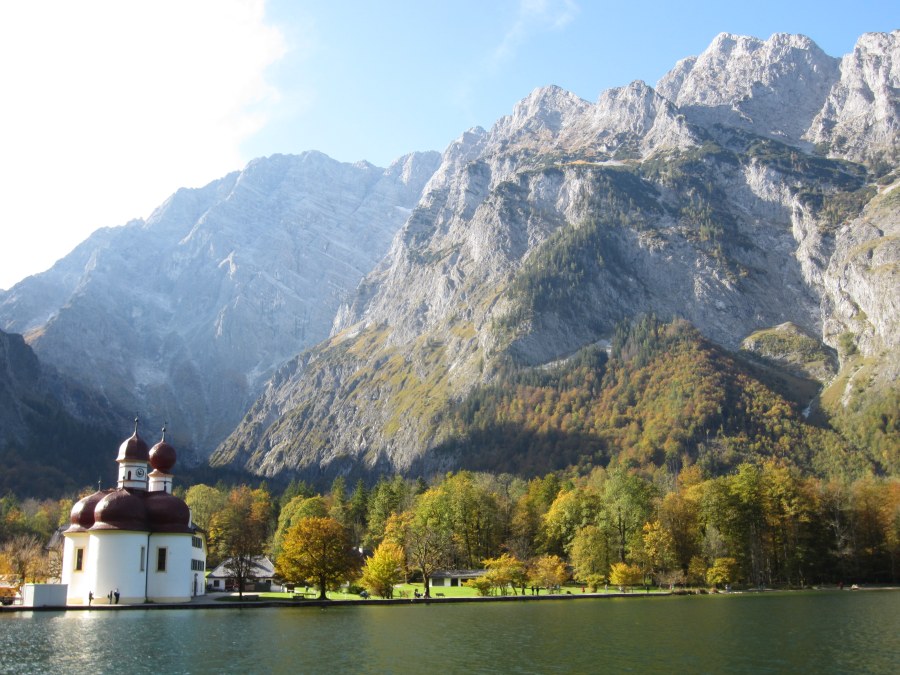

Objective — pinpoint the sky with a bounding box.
[0,0,896,291]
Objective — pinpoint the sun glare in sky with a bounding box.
[0,0,284,289]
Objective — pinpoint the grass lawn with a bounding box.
[255,582,482,601]
[242,583,670,602]
[253,584,475,601]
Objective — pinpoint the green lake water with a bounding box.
[1,590,898,673]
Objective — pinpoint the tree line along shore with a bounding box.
[4,462,897,600]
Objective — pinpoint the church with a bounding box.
[61,421,207,604]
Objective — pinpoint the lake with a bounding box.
[1,590,897,673]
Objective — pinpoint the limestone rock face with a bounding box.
[819,186,900,402]
[656,32,840,145]
[214,32,898,480]
[656,31,900,166]
[806,31,900,163]
[0,151,440,458]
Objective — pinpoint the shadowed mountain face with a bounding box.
[2,32,898,486]
[0,328,122,497]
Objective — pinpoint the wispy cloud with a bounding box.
[450,0,579,126]
[490,0,579,70]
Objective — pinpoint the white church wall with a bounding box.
[61,532,89,604]
[146,533,192,602]
[191,533,207,597]
[89,530,149,604]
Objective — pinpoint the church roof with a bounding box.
[66,422,192,535]
[116,419,150,462]
[67,489,113,532]
[149,431,177,473]
[91,489,149,532]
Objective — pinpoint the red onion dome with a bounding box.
[146,491,192,533]
[68,490,109,532]
[149,440,177,474]
[117,419,150,462]
[90,489,149,532]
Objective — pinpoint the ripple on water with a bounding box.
[1,591,898,674]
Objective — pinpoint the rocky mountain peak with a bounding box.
[806,30,900,164]
[421,127,488,195]
[489,85,592,148]
[387,150,444,186]
[586,79,697,155]
[211,30,899,482]
[657,31,840,144]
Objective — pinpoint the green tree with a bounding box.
[603,469,655,563]
[701,467,763,585]
[184,484,228,533]
[761,461,818,586]
[467,575,494,596]
[404,490,452,598]
[208,486,272,598]
[706,557,739,588]
[272,496,329,559]
[658,487,701,572]
[439,472,504,568]
[687,555,708,586]
[529,554,568,592]
[360,540,405,599]
[279,478,315,508]
[609,561,643,591]
[347,479,369,545]
[482,553,526,595]
[541,486,602,555]
[366,476,410,548]
[328,476,348,526]
[276,517,361,600]
[637,521,677,582]
[569,524,613,585]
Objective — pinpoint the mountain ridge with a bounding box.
[1,31,897,487]
[212,30,899,481]
[0,150,441,458]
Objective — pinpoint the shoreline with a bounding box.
[3,585,898,613]
[2,589,666,612]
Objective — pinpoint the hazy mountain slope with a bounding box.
[0,328,120,497]
[0,151,441,458]
[213,32,899,481]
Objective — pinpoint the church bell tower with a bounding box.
[116,418,150,490]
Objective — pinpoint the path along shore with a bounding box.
[4,585,896,613]
[3,589,667,612]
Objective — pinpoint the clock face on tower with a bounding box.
[135,468,145,478]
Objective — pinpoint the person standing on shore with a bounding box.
[114,588,120,604]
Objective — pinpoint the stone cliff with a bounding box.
[212,32,899,480]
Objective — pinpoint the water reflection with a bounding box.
[1,591,897,674]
